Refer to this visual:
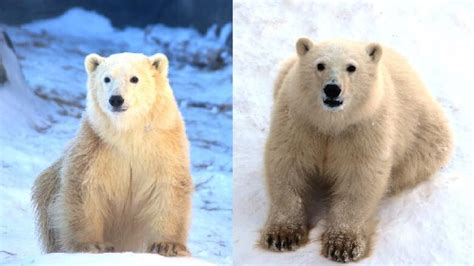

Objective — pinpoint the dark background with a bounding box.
[0,0,232,32]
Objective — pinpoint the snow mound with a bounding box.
[22,8,115,38]
[0,30,51,139]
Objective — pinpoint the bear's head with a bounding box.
[291,38,384,132]
[84,52,172,131]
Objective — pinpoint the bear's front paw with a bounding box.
[261,223,308,252]
[148,242,190,257]
[321,229,367,263]
[77,242,115,253]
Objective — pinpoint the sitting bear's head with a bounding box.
[292,38,384,131]
[84,52,171,130]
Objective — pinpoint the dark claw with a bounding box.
[327,244,334,258]
[342,250,349,263]
[275,235,282,250]
[266,235,273,248]
[334,249,340,259]
[281,237,287,250]
[287,237,293,249]
[158,243,163,254]
[171,244,178,256]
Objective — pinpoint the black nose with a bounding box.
[323,84,341,98]
[109,95,124,107]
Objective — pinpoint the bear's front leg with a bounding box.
[261,149,311,252]
[322,162,389,263]
[58,178,114,253]
[147,176,193,257]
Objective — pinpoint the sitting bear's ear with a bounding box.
[85,53,104,74]
[149,53,169,77]
[366,43,383,63]
[296,37,314,56]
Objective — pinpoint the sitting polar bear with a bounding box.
[261,38,453,263]
[32,52,193,256]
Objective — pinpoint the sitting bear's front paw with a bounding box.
[261,223,308,252]
[148,242,190,257]
[77,242,115,253]
[322,229,367,263]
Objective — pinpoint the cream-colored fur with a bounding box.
[32,53,193,256]
[261,38,453,263]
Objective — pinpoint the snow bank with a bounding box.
[23,8,115,38]
[22,7,232,70]
[146,23,232,69]
[233,0,473,265]
[0,31,51,139]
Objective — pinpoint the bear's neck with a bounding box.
[84,99,179,152]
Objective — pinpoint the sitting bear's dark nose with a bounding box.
[109,95,124,107]
[323,84,341,98]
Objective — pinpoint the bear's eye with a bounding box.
[104,77,111,83]
[347,65,356,73]
[130,76,139,83]
[317,63,325,71]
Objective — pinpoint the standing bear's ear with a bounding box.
[149,53,169,77]
[366,43,383,63]
[296,37,314,56]
[84,53,105,74]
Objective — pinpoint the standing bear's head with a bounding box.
[84,52,175,132]
[290,38,385,132]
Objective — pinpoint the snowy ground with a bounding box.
[233,0,473,265]
[0,8,231,265]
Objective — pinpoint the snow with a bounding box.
[0,7,231,265]
[0,33,51,139]
[16,253,213,266]
[23,8,115,38]
[233,0,473,265]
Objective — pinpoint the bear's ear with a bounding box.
[149,53,169,77]
[366,43,383,63]
[296,37,314,56]
[84,53,104,74]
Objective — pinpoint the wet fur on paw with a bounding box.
[148,242,190,257]
[261,224,308,252]
[321,229,367,263]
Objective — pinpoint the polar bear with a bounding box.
[261,38,453,262]
[32,52,193,256]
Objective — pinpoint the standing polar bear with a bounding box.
[261,38,453,262]
[32,52,193,256]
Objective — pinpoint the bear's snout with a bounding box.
[322,84,343,109]
[109,95,125,108]
[323,84,341,98]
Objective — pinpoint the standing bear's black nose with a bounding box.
[323,84,341,98]
[109,95,124,107]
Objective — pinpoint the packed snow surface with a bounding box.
[0,8,231,265]
[233,0,473,265]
